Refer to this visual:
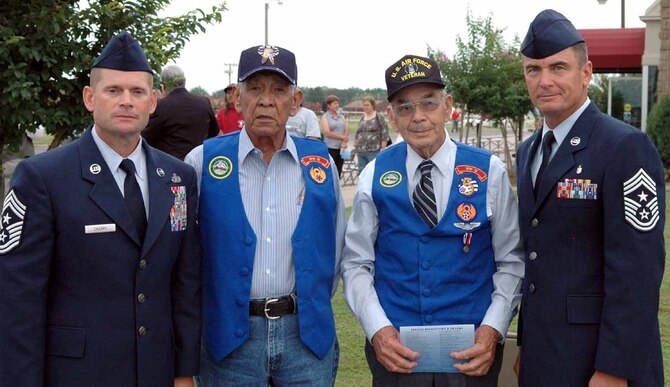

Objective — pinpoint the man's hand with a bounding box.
[174,376,195,387]
[451,325,500,376]
[589,370,627,387]
[371,325,420,373]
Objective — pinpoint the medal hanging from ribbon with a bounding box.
[462,232,472,253]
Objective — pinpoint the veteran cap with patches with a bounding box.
[92,31,153,73]
[238,45,297,85]
[521,9,585,59]
[385,55,445,101]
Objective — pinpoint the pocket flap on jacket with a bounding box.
[46,326,86,358]
[566,294,603,324]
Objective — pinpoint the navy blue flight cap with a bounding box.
[92,31,153,73]
[521,9,585,59]
[238,45,297,85]
[385,54,445,101]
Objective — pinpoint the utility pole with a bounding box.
[224,63,237,85]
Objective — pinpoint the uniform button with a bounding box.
[529,284,536,293]
[421,261,430,270]
[424,315,433,323]
[244,236,254,245]
[137,293,146,303]
[531,218,539,227]
[138,326,147,336]
[139,259,147,270]
[420,236,430,243]
[234,329,244,337]
[422,289,432,297]
[529,252,537,261]
[240,267,249,276]
[236,298,245,307]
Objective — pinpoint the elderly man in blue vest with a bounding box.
[341,54,524,386]
[185,45,346,386]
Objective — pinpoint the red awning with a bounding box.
[577,28,645,73]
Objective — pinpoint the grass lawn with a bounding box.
[334,196,670,386]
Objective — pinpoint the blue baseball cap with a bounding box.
[385,54,445,101]
[521,9,585,59]
[238,45,297,85]
[92,31,153,73]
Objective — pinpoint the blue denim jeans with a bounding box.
[356,151,379,173]
[197,314,339,386]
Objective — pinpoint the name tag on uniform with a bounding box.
[85,223,117,234]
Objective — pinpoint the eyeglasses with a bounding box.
[392,97,442,117]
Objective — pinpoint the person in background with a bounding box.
[354,96,388,172]
[451,108,461,133]
[321,94,348,177]
[514,9,665,387]
[143,65,219,160]
[216,83,245,134]
[0,31,201,387]
[341,53,524,387]
[286,100,321,139]
[185,44,346,386]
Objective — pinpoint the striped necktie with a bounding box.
[413,159,438,227]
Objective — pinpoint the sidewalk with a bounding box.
[341,184,356,207]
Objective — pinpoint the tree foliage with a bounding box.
[429,10,532,173]
[647,94,670,171]
[0,0,225,156]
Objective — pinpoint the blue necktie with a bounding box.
[413,160,438,227]
[120,159,147,241]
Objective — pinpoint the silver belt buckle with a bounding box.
[263,298,280,320]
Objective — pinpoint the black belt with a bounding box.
[249,294,297,319]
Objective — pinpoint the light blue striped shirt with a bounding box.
[185,129,346,298]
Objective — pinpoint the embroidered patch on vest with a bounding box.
[456,203,477,222]
[379,171,402,188]
[309,167,327,184]
[457,177,479,197]
[301,155,331,168]
[623,168,659,232]
[170,186,187,232]
[454,165,487,181]
[208,156,233,179]
[0,190,26,254]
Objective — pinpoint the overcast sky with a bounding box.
[161,0,653,93]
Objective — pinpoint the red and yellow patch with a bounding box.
[301,155,331,168]
[454,165,487,181]
[456,203,477,222]
[310,167,327,184]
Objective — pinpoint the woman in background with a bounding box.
[321,94,349,177]
[354,96,387,172]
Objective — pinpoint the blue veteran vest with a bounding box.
[372,142,495,327]
[199,132,337,360]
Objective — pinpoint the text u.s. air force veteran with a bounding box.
[515,9,665,387]
[0,31,201,387]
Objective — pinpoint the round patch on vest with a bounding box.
[208,156,233,179]
[379,171,402,188]
[310,166,327,184]
[456,203,477,222]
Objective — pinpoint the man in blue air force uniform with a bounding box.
[341,54,524,386]
[0,31,201,386]
[514,9,665,387]
[185,45,346,386]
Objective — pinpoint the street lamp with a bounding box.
[597,0,625,28]
[264,0,283,46]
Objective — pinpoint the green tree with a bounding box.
[189,86,210,97]
[588,74,624,120]
[430,10,532,173]
[647,94,670,176]
[0,0,225,161]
